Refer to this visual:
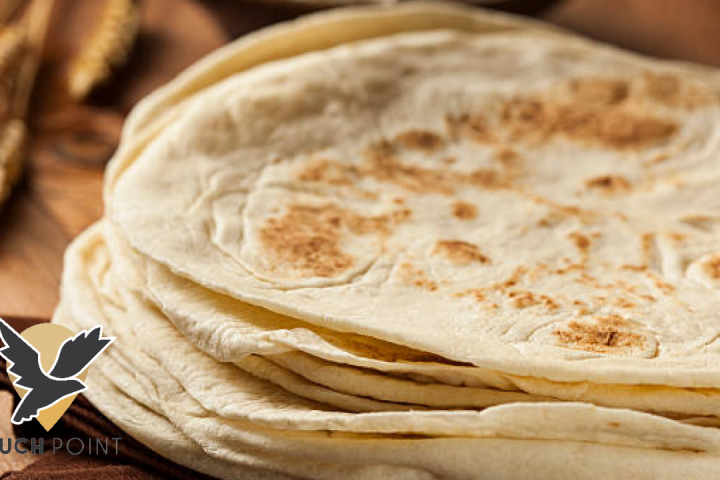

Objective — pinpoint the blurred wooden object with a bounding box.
[545,0,720,67]
[0,0,231,320]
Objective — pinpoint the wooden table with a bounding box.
[2,0,720,474]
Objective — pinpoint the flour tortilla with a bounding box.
[55,306,436,480]
[72,312,720,480]
[60,223,720,447]
[56,225,720,479]
[103,219,720,417]
[109,7,720,388]
[104,218,522,391]
[108,2,559,181]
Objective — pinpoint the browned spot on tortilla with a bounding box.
[701,254,720,280]
[622,264,648,272]
[585,175,631,192]
[570,78,629,106]
[646,272,676,295]
[553,315,645,354]
[643,72,717,109]
[507,290,559,310]
[363,141,510,194]
[494,147,521,167]
[297,158,358,186]
[441,156,457,165]
[665,232,686,243]
[398,262,438,291]
[502,96,676,149]
[259,204,409,278]
[537,212,565,228]
[363,141,454,194]
[467,168,509,189]
[614,298,637,309]
[497,76,677,149]
[445,113,496,144]
[461,289,487,303]
[395,130,445,152]
[452,201,478,220]
[568,232,591,255]
[433,240,490,265]
[681,215,720,234]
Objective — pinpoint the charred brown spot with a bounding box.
[570,78,629,106]
[362,141,509,194]
[260,204,409,278]
[363,141,454,194]
[494,147,521,167]
[553,315,645,354]
[702,254,720,280]
[568,232,591,255]
[643,72,716,109]
[445,113,495,144]
[398,262,438,291]
[296,158,358,186]
[452,201,478,220]
[395,130,445,152]
[498,78,677,150]
[585,175,631,192]
[433,240,490,265]
[507,290,559,310]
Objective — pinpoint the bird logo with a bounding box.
[0,317,113,431]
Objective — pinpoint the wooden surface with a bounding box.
[2,0,720,474]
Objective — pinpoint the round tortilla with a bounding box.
[55,224,720,479]
[108,6,720,388]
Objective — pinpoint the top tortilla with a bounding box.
[110,3,720,387]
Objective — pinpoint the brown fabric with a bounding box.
[0,316,219,480]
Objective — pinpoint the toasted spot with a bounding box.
[537,212,565,228]
[568,232,591,255]
[681,215,720,234]
[570,78,629,106]
[507,290,559,310]
[701,254,720,280]
[622,264,648,272]
[260,204,409,278]
[363,141,454,194]
[499,77,677,150]
[643,72,717,109]
[297,158,358,186]
[395,130,445,152]
[494,148,521,167]
[452,201,478,220]
[585,175,631,192]
[398,262,438,291]
[614,298,637,309]
[363,141,510,194]
[433,240,490,265]
[445,113,495,144]
[467,168,509,189]
[553,315,645,354]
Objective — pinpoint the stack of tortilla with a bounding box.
[53,2,720,478]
